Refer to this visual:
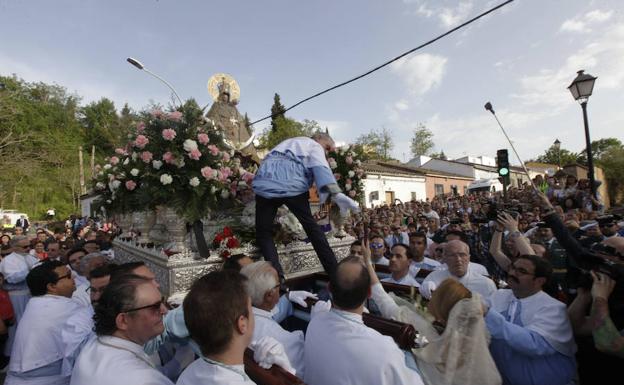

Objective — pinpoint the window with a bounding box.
[385,191,395,204]
[434,184,444,196]
[411,192,417,200]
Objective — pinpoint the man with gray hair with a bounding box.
[72,252,108,307]
[241,261,314,376]
[253,133,359,279]
[420,239,497,299]
[0,235,38,356]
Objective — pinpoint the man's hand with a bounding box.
[287,290,318,308]
[497,212,518,233]
[534,191,554,212]
[333,193,360,216]
[311,300,332,318]
[591,271,615,301]
[361,238,372,265]
[251,336,295,374]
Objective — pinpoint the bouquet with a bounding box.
[212,226,241,259]
[327,145,366,203]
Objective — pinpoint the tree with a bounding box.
[355,127,394,160]
[80,98,122,154]
[535,145,580,166]
[270,93,286,132]
[597,145,624,205]
[577,138,623,164]
[259,116,317,150]
[410,123,434,157]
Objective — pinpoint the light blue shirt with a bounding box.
[485,302,576,385]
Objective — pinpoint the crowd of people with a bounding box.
[0,131,622,384]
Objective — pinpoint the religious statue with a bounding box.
[206,74,258,161]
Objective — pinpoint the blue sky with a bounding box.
[1,0,623,162]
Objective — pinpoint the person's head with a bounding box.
[536,224,553,241]
[46,241,61,259]
[241,261,280,311]
[349,240,363,258]
[36,231,47,242]
[89,264,117,305]
[34,240,45,255]
[311,132,336,154]
[433,243,446,262]
[183,270,253,358]
[598,218,619,237]
[408,232,427,260]
[9,235,30,255]
[428,279,472,327]
[391,225,402,235]
[443,240,470,278]
[14,226,24,236]
[78,252,108,279]
[369,235,386,260]
[26,260,75,298]
[423,202,432,213]
[507,255,552,298]
[602,237,624,258]
[329,256,370,312]
[388,244,413,279]
[113,261,159,288]
[381,225,391,236]
[83,240,100,254]
[0,234,10,245]
[222,254,254,272]
[0,245,11,259]
[67,248,87,272]
[94,274,166,345]
[427,217,439,231]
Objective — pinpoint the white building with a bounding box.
[361,161,427,208]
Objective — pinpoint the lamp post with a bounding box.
[567,70,597,199]
[126,57,183,106]
[553,138,561,169]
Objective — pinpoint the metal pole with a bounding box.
[581,102,596,199]
[143,68,183,107]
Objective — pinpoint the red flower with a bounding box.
[223,227,233,237]
[226,237,240,248]
[220,250,231,259]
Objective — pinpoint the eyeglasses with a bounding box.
[509,264,534,276]
[370,243,384,249]
[124,296,166,313]
[55,272,73,283]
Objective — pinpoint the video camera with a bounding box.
[575,243,624,288]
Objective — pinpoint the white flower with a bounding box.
[355,160,362,166]
[329,159,338,169]
[131,152,138,160]
[123,158,130,165]
[130,168,139,176]
[97,171,104,177]
[106,199,112,204]
[348,170,355,178]
[220,189,230,199]
[117,172,126,180]
[345,183,352,191]
[189,177,200,187]
[96,182,105,190]
[160,174,173,185]
[110,180,121,190]
[103,164,112,170]
[210,186,217,194]
[183,139,198,152]
[152,160,163,170]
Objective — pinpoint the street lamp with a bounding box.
[553,138,561,168]
[567,70,597,199]
[126,57,183,106]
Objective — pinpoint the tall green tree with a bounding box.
[597,145,624,205]
[577,138,623,164]
[535,144,580,166]
[270,93,286,133]
[410,123,434,157]
[355,127,394,160]
[80,98,122,154]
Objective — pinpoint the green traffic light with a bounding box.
[499,167,509,176]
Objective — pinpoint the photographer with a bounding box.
[489,212,534,273]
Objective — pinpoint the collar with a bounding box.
[97,335,153,367]
[252,306,274,320]
[331,308,363,324]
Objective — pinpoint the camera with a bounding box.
[573,243,624,288]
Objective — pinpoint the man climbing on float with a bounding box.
[252,132,359,280]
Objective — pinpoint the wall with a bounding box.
[363,173,427,207]
[419,159,474,178]
[425,175,473,199]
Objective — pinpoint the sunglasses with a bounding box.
[55,272,73,283]
[370,243,384,249]
[124,296,166,313]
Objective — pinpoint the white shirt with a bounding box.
[7,295,81,385]
[71,277,91,308]
[70,336,173,385]
[304,309,424,385]
[421,265,496,300]
[251,307,305,376]
[177,358,256,385]
[0,252,38,286]
[372,256,389,266]
[382,273,420,287]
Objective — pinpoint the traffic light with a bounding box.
[497,149,510,180]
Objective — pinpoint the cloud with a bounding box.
[394,99,409,111]
[560,9,613,33]
[560,19,590,33]
[390,53,448,96]
[586,9,613,23]
[316,120,352,143]
[438,1,474,28]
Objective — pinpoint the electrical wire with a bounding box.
[249,0,514,126]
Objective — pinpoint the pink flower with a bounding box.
[345,156,353,165]
[136,122,145,132]
[163,151,175,164]
[207,145,220,156]
[134,135,149,149]
[168,111,183,121]
[110,156,120,165]
[115,148,126,155]
[197,133,210,145]
[188,149,202,161]
[334,173,341,181]
[346,178,353,185]
[141,151,153,163]
[162,129,176,141]
[222,152,230,162]
[150,109,164,119]
[242,172,255,184]
[201,166,216,180]
[349,190,356,198]
[219,167,232,181]
[125,180,137,191]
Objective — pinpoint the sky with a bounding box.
[1,0,623,163]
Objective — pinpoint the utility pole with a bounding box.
[79,146,86,195]
[91,145,95,176]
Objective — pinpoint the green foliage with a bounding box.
[577,138,623,165]
[258,116,320,150]
[535,145,580,166]
[270,93,286,132]
[355,127,394,160]
[597,145,624,205]
[410,123,434,157]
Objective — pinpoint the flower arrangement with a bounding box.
[212,226,241,259]
[91,100,256,223]
[327,145,366,203]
